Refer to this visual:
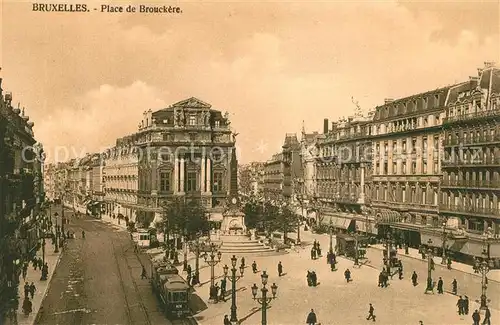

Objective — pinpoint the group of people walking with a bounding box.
[20,256,48,317]
[310,240,322,260]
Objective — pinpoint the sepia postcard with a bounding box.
[0,1,499,325]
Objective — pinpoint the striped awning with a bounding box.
[376,209,402,223]
[321,215,352,229]
[355,220,378,235]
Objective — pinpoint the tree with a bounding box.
[243,198,263,229]
[162,197,210,243]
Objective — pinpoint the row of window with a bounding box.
[157,171,224,192]
[374,160,440,175]
[373,185,439,205]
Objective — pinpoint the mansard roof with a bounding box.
[372,86,452,122]
[447,67,500,105]
[152,97,223,120]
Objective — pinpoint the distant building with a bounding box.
[239,162,264,197]
[263,133,302,201]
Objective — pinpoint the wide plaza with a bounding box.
[187,228,499,325]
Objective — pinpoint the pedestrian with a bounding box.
[187,264,192,276]
[24,282,30,298]
[452,279,457,295]
[311,271,318,286]
[252,261,257,273]
[483,306,491,325]
[311,247,316,260]
[241,257,245,269]
[29,282,36,299]
[32,258,38,271]
[344,269,351,283]
[419,321,423,325]
[457,296,464,315]
[430,258,435,270]
[447,257,452,269]
[22,297,32,316]
[141,265,147,279]
[398,267,403,280]
[22,263,28,281]
[464,296,469,315]
[472,309,481,325]
[307,271,312,287]
[317,244,322,257]
[224,315,231,325]
[220,277,227,301]
[411,271,418,286]
[306,308,317,325]
[378,272,384,287]
[437,277,443,294]
[82,230,85,239]
[278,261,283,277]
[366,303,376,322]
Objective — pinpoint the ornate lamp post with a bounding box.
[441,220,448,264]
[425,238,434,294]
[383,233,393,269]
[204,242,222,302]
[223,255,245,324]
[329,218,334,253]
[251,271,278,325]
[478,228,493,309]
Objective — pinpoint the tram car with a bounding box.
[150,259,191,318]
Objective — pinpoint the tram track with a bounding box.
[110,234,152,325]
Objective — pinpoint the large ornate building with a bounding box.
[134,97,236,226]
[440,63,500,261]
[0,79,44,323]
[315,109,375,235]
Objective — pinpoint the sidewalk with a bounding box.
[17,244,62,325]
[370,244,500,282]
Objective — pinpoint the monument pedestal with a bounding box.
[221,209,246,235]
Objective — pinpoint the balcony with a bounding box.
[439,204,500,217]
[442,157,500,168]
[443,107,500,125]
[443,133,500,147]
[441,179,500,189]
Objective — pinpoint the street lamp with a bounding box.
[204,242,222,302]
[223,255,245,324]
[54,212,59,253]
[352,230,360,266]
[441,220,448,264]
[478,228,493,309]
[329,218,333,253]
[425,238,434,294]
[383,232,395,270]
[251,271,278,325]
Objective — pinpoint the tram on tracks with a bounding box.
[150,258,191,318]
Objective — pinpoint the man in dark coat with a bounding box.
[437,277,444,294]
[344,269,351,283]
[306,308,317,325]
[398,267,403,280]
[411,271,418,286]
[278,261,283,277]
[24,282,30,298]
[307,271,312,287]
[457,296,464,315]
[311,271,317,286]
[252,261,258,273]
[220,277,227,302]
[472,309,481,325]
[366,303,376,321]
[483,306,491,325]
[223,315,231,325]
[452,279,457,295]
[464,296,469,315]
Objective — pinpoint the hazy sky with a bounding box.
[1,0,499,163]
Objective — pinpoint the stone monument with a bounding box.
[220,147,246,235]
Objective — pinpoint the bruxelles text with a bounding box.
[20,142,485,167]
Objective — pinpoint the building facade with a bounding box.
[238,162,265,197]
[440,64,500,262]
[0,79,44,323]
[314,110,375,235]
[134,97,236,226]
[370,88,450,247]
[102,134,139,223]
[262,134,302,202]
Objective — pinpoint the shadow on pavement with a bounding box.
[189,293,208,314]
[238,305,271,324]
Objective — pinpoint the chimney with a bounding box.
[384,98,394,104]
[323,118,329,134]
[469,76,479,88]
[484,61,496,69]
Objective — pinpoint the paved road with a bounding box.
[364,246,498,305]
[35,210,168,325]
